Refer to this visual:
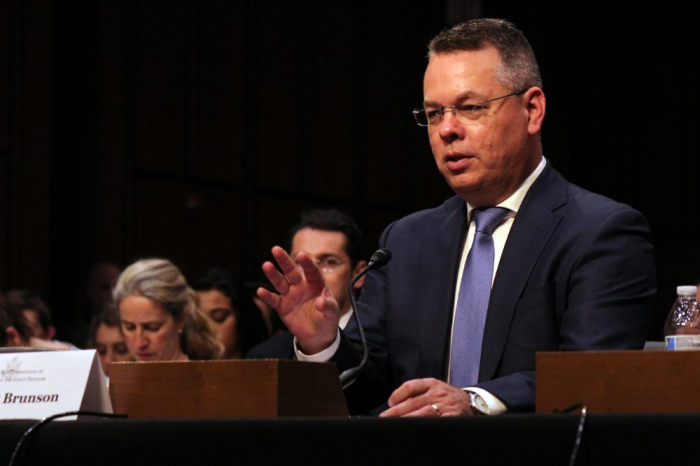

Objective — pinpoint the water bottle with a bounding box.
[664,286,700,350]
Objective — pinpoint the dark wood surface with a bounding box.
[109,359,348,418]
[537,350,700,414]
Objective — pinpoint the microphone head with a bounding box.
[369,248,392,267]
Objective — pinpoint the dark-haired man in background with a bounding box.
[7,290,57,341]
[248,209,366,358]
[258,19,656,415]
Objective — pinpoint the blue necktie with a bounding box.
[450,207,510,387]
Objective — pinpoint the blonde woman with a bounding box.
[113,259,223,361]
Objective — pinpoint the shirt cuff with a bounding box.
[294,329,341,362]
[464,387,508,415]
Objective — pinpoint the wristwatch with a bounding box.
[468,391,490,415]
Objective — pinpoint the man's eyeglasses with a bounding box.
[294,257,347,273]
[412,89,527,127]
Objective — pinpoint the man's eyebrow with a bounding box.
[423,91,479,107]
[317,253,343,260]
[292,251,343,259]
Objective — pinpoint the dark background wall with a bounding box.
[1,0,698,340]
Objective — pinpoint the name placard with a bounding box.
[0,349,112,420]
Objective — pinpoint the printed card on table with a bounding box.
[0,349,112,420]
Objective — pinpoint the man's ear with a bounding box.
[5,327,25,347]
[524,87,546,136]
[352,260,368,289]
[46,325,57,340]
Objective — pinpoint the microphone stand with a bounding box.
[339,249,391,389]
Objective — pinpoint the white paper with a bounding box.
[0,349,112,420]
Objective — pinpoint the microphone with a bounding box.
[339,248,392,389]
[368,248,392,268]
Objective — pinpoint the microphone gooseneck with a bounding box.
[339,248,392,389]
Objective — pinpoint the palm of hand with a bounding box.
[279,275,336,337]
[258,246,340,350]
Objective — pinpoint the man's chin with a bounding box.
[445,177,482,199]
[451,183,507,208]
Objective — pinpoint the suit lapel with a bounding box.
[416,196,468,379]
[479,164,568,381]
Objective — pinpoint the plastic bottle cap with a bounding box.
[677,286,698,296]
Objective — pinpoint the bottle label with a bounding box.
[665,335,700,350]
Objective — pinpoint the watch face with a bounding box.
[470,393,490,415]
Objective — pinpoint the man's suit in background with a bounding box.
[248,309,354,359]
[334,163,657,414]
[247,331,295,359]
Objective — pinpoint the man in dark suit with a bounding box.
[248,209,366,359]
[257,19,656,416]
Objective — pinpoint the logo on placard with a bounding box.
[1,357,45,382]
[1,357,22,377]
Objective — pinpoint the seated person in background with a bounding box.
[8,289,56,340]
[86,304,134,376]
[60,261,122,348]
[1,292,20,347]
[113,258,223,361]
[7,289,74,348]
[0,291,73,349]
[247,208,366,359]
[191,269,269,359]
[86,261,122,314]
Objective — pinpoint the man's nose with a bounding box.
[438,110,465,141]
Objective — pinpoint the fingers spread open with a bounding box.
[314,287,339,317]
[271,246,305,286]
[256,287,280,310]
[261,261,290,295]
[295,252,325,288]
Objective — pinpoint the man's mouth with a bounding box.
[444,154,474,171]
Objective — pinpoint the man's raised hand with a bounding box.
[257,246,340,354]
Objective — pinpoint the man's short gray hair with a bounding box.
[428,18,543,92]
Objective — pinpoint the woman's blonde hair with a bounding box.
[113,258,223,360]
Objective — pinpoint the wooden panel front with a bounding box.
[110,360,280,418]
[109,359,347,419]
[278,360,348,417]
[537,350,700,414]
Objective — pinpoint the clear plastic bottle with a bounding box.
[664,286,700,350]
